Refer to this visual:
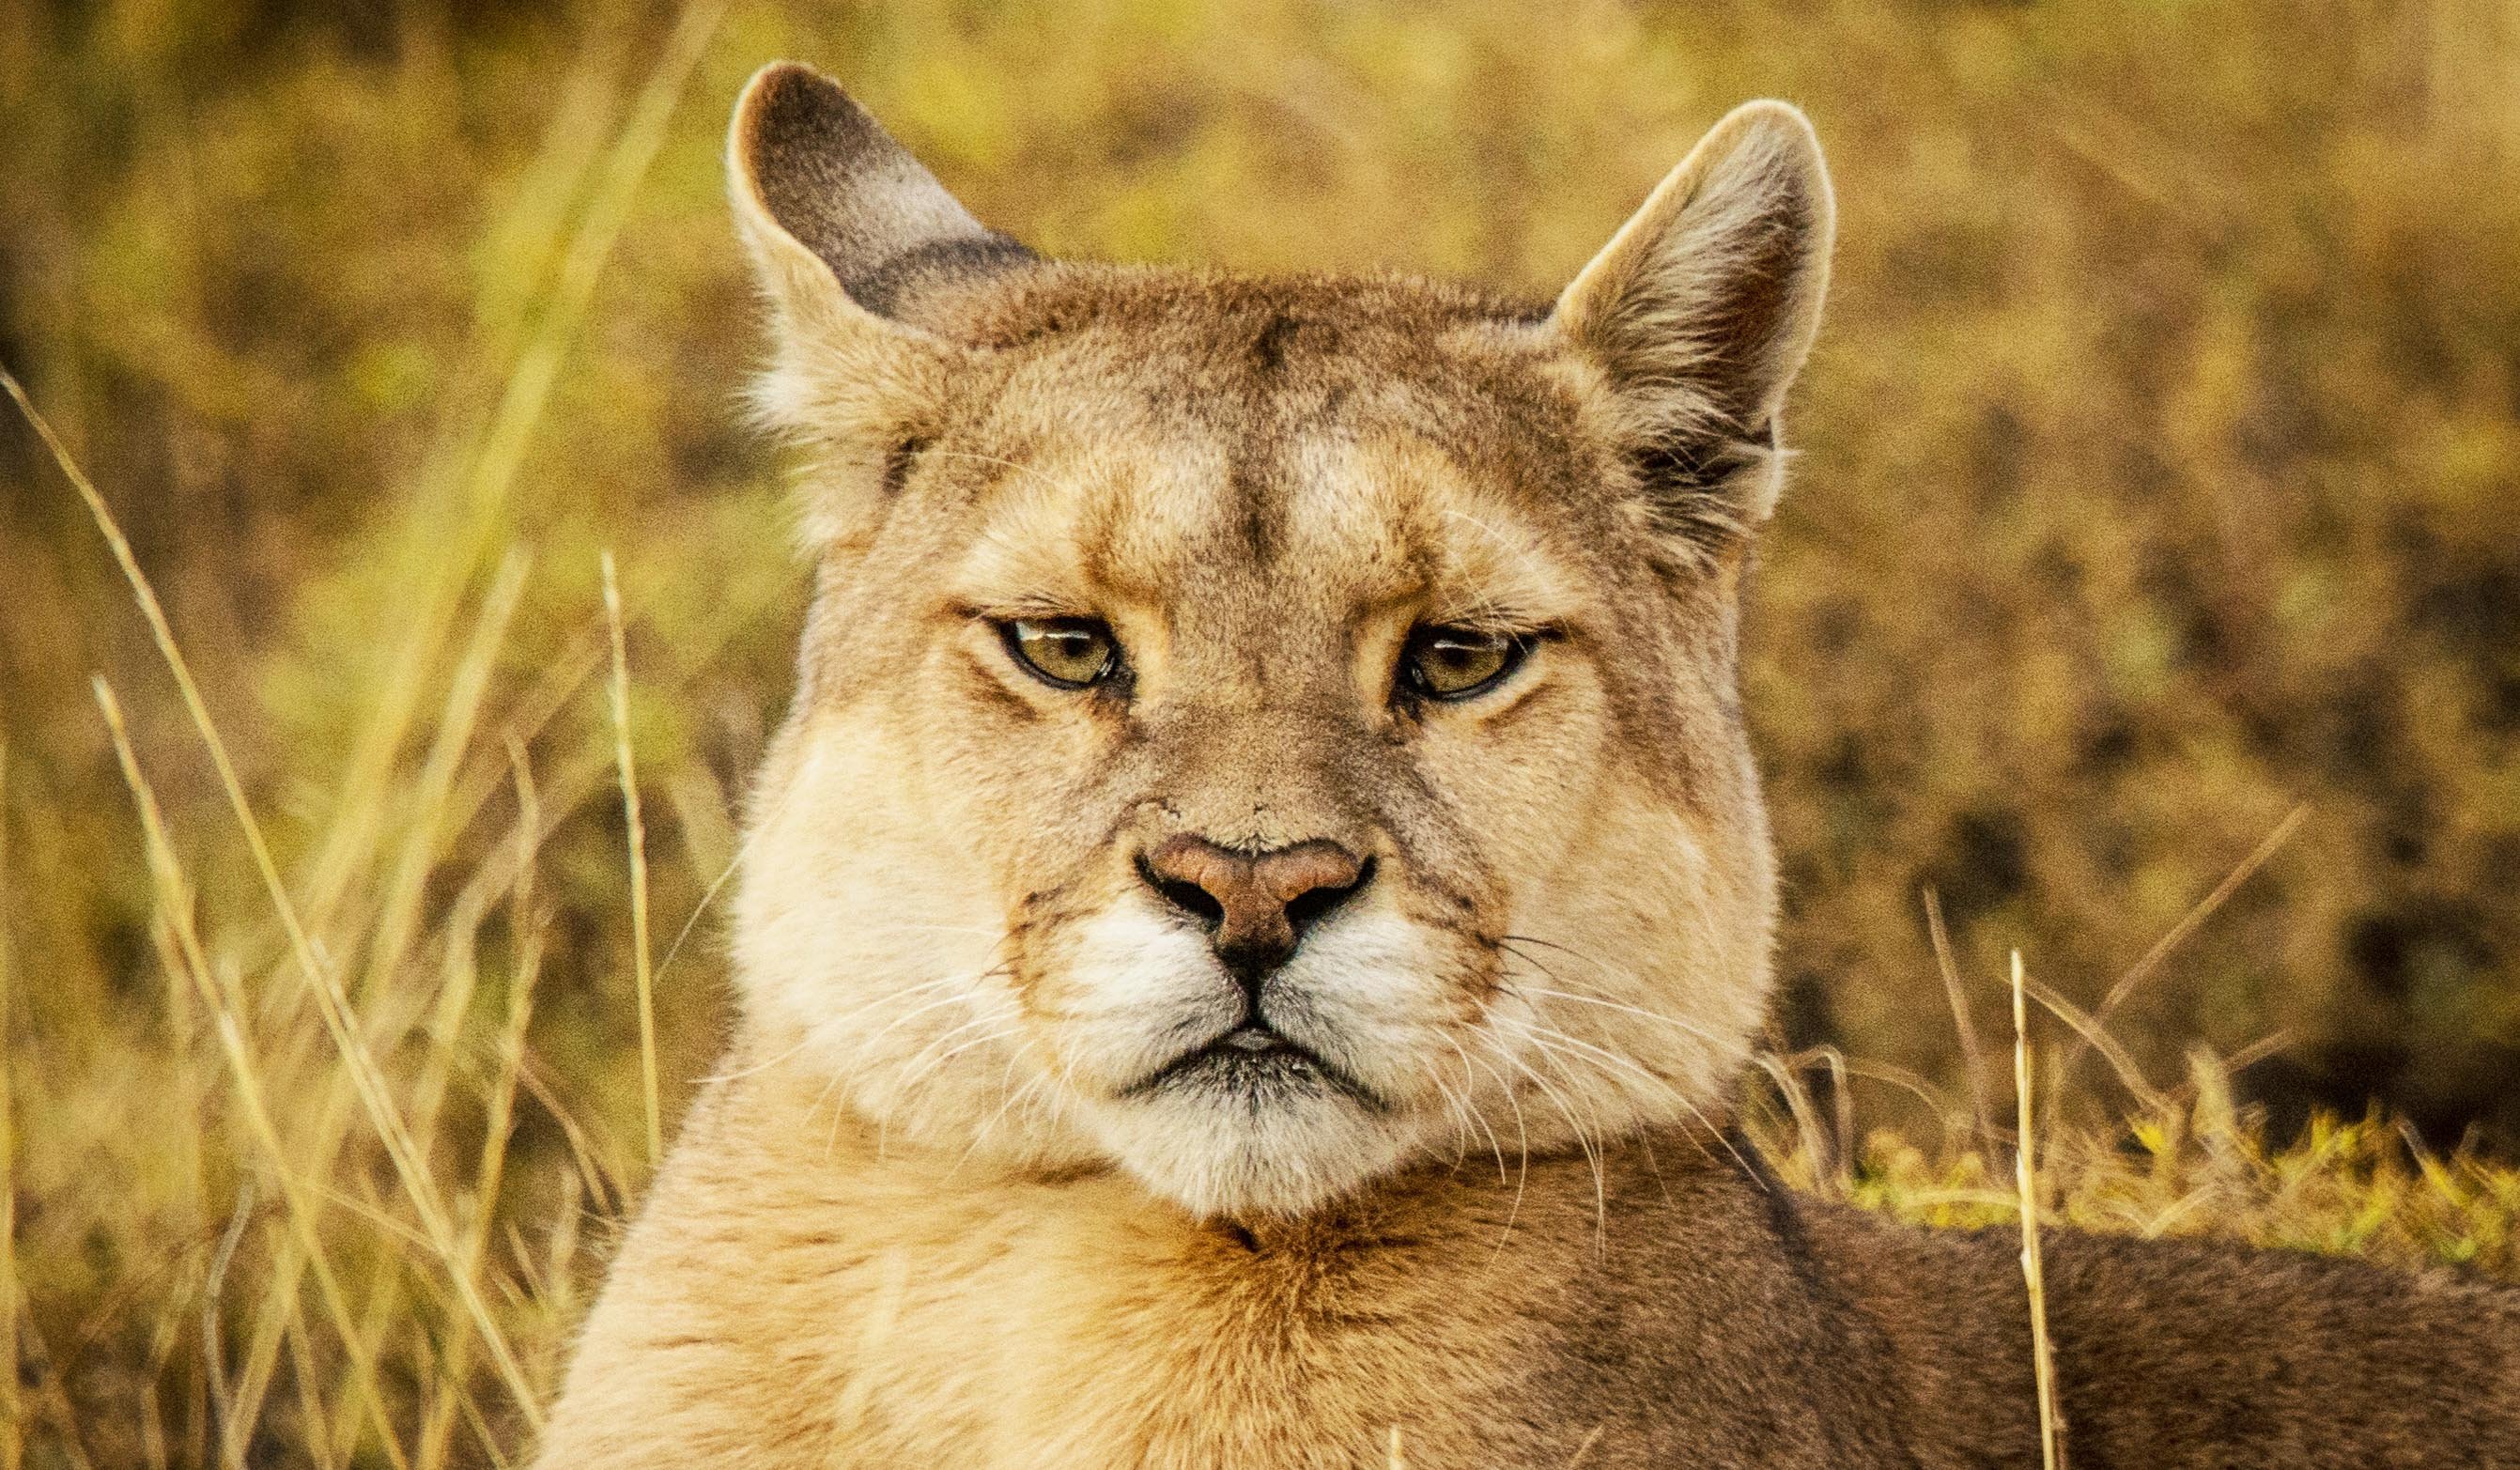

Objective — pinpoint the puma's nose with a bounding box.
[1137,834,1371,985]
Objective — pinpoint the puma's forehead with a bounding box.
[894,266,1633,624]
[892,261,1546,357]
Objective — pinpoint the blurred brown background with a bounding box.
[5,0,2516,1182]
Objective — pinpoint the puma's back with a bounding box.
[534,61,2520,1468]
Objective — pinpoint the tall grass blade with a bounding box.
[0,740,19,1470]
[603,549,664,1171]
[2013,951,2067,1470]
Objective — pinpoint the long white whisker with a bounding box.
[1509,1016,1726,1168]
[1510,1017,1679,1099]
[1507,1006,1745,1180]
[706,1029,820,1084]
[880,1023,1022,1158]
[889,1007,1020,1091]
[1516,1029,1619,1137]
[946,1066,1053,1182]
[1421,1064,1475,1172]
[1501,972,1732,1049]
[798,963,1012,1162]
[1494,953,1765,1185]
[1443,1036,1509,1185]
[1519,1036,1631,1257]
[1450,1036,1535,1275]
[1518,1025,1683,1166]
[806,972,975,1044]
[654,756,818,986]
[1485,1033,1604,1249]
[843,972,1009,1066]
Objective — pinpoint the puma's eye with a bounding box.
[1400,626,1526,701]
[1001,618,1122,689]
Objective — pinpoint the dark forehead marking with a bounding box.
[1251,312,1300,376]
[1228,449,1284,568]
[1227,311,1320,567]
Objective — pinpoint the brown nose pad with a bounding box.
[1137,835,1371,988]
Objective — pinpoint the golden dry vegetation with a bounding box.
[2,2,2516,1465]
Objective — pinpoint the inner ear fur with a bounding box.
[1554,101,1835,551]
[727,62,1030,535]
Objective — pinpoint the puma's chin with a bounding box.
[1085,1080,1419,1218]
[1024,894,1491,1215]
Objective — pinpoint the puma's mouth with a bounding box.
[1123,1024,1384,1110]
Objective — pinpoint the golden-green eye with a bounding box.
[1001,617,1121,689]
[1400,626,1527,701]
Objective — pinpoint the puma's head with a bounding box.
[724,62,1832,1217]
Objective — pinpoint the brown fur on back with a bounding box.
[534,62,2520,1468]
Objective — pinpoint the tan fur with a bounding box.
[535,63,2520,1467]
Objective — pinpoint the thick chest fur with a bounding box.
[536,1080,1898,1469]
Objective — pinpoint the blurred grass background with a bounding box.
[2,0,2517,1464]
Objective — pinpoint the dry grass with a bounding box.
[2011,952,2064,1470]
[4,3,2518,1467]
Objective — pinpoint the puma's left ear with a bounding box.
[727,62,1032,542]
[1555,101,1834,543]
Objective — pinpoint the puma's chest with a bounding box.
[597,1104,1770,1469]
[808,1189,1564,1470]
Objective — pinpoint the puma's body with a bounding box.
[535,61,2520,1467]
[545,1070,2519,1468]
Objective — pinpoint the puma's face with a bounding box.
[724,65,1832,1217]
